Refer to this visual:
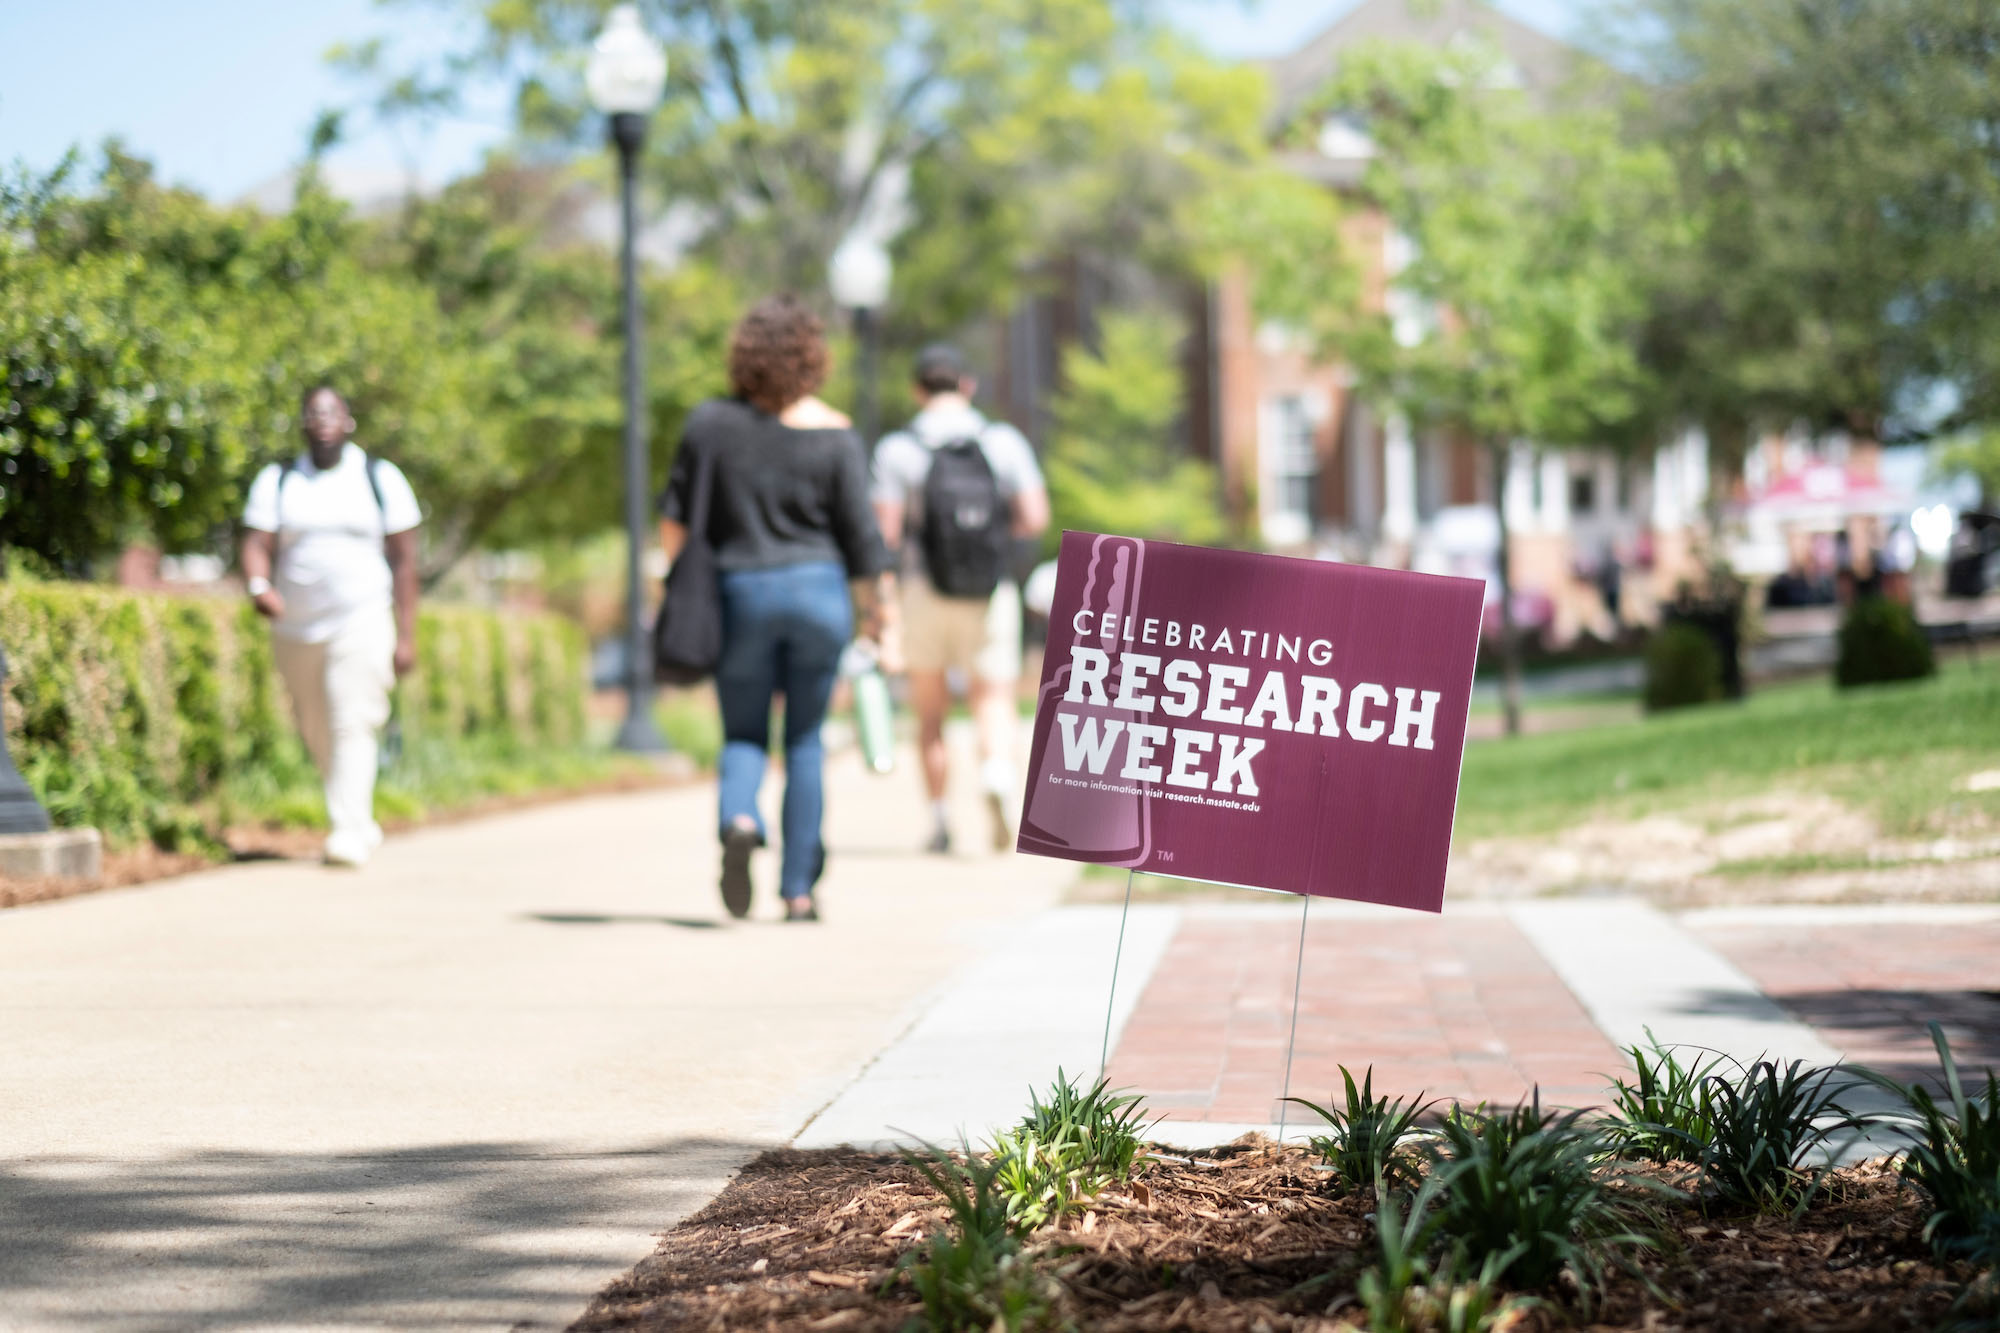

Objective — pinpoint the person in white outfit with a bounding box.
[239,386,422,867]
[872,345,1049,854]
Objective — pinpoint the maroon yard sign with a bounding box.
[1016,532,1485,913]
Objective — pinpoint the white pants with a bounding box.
[271,611,395,851]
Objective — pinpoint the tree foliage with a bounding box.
[1303,42,1675,454]
[1627,0,2000,451]
[1043,312,1224,549]
[350,0,1336,334]
[1296,42,1678,732]
[0,148,730,575]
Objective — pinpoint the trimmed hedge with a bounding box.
[1643,621,1725,713]
[0,582,589,846]
[1836,596,1936,689]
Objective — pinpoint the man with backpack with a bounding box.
[240,385,423,868]
[873,345,1049,854]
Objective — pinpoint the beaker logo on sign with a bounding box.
[1017,533,1151,866]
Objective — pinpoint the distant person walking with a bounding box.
[240,386,422,868]
[659,296,890,922]
[872,344,1049,854]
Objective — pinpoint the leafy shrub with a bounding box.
[892,1144,1051,1332]
[1698,1058,1858,1212]
[0,581,589,846]
[1427,1096,1657,1308]
[1858,1023,2000,1267]
[1836,596,1935,689]
[1289,1064,1437,1193]
[1643,621,1723,712]
[989,1070,1148,1231]
[1604,1033,1726,1165]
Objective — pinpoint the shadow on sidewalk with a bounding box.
[0,1136,758,1330]
[525,912,725,929]
[1667,986,2000,1090]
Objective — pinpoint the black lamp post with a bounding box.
[589,5,670,754]
[828,233,892,450]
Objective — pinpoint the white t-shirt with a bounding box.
[242,444,421,642]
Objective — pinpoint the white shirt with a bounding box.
[242,444,421,642]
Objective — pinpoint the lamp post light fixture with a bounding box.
[588,4,671,754]
[827,232,892,451]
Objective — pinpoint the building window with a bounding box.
[1570,472,1597,515]
[1268,395,1319,538]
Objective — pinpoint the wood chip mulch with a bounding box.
[570,1139,1988,1332]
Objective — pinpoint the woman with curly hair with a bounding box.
[658,295,891,922]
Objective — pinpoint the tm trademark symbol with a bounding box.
[1156,850,1174,862]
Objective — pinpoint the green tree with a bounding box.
[0,227,239,568]
[345,1,1329,333]
[1305,42,1677,734]
[361,159,736,565]
[2,150,488,573]
[0,147,730,577]
[1935,429,2000,508]
[1626,0,2000,460]
[1043,312,1224,549]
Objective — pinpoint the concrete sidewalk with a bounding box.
[0,744,1069,1331]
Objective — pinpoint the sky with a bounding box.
[0,0,1602,203]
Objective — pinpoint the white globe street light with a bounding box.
[828,233,892,311]
[589,4,670,754]
[828,232,893,450]
[587,5,668,115]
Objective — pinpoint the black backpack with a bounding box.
[920,437,1011,599]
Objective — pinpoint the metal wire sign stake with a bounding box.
[1013,531,1486,1148]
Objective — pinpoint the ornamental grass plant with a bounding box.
[1425,1095,1662,1310]
[1858,1023,2000,1268]
[1696,1057,1860,1213]
[891,1143,1051,1333]
[1289,1064,1437,1193]
[1603,1032,1727,1165]
[1354,1173,1531,1333]
[989,1069,1149,1231]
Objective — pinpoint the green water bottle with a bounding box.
[848,645,896,775]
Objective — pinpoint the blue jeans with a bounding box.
[715,561,852,899]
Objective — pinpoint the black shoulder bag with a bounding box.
[652,444,724,685]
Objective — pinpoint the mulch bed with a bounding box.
[572,1139,1983,1332]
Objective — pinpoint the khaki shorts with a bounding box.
[901,576,1022,684]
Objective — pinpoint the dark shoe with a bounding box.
[720,826,758,920]
[925,826,951,856]
[784,898,819,923]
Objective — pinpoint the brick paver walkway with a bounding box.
[1107,906,1625,1122]
[1109,905,2000,1126]
[1689,914,2000,1090]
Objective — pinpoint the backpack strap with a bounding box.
[274,450,389,530]
[360,450,387,517]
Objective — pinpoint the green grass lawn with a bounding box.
[1454,659,2000,842]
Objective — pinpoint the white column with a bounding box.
[1652,427,1711,529]
[1539,452,1569,534]
[1503,442,1537,532]
[1652,439,1683,529]
[1383,412,1417,544]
